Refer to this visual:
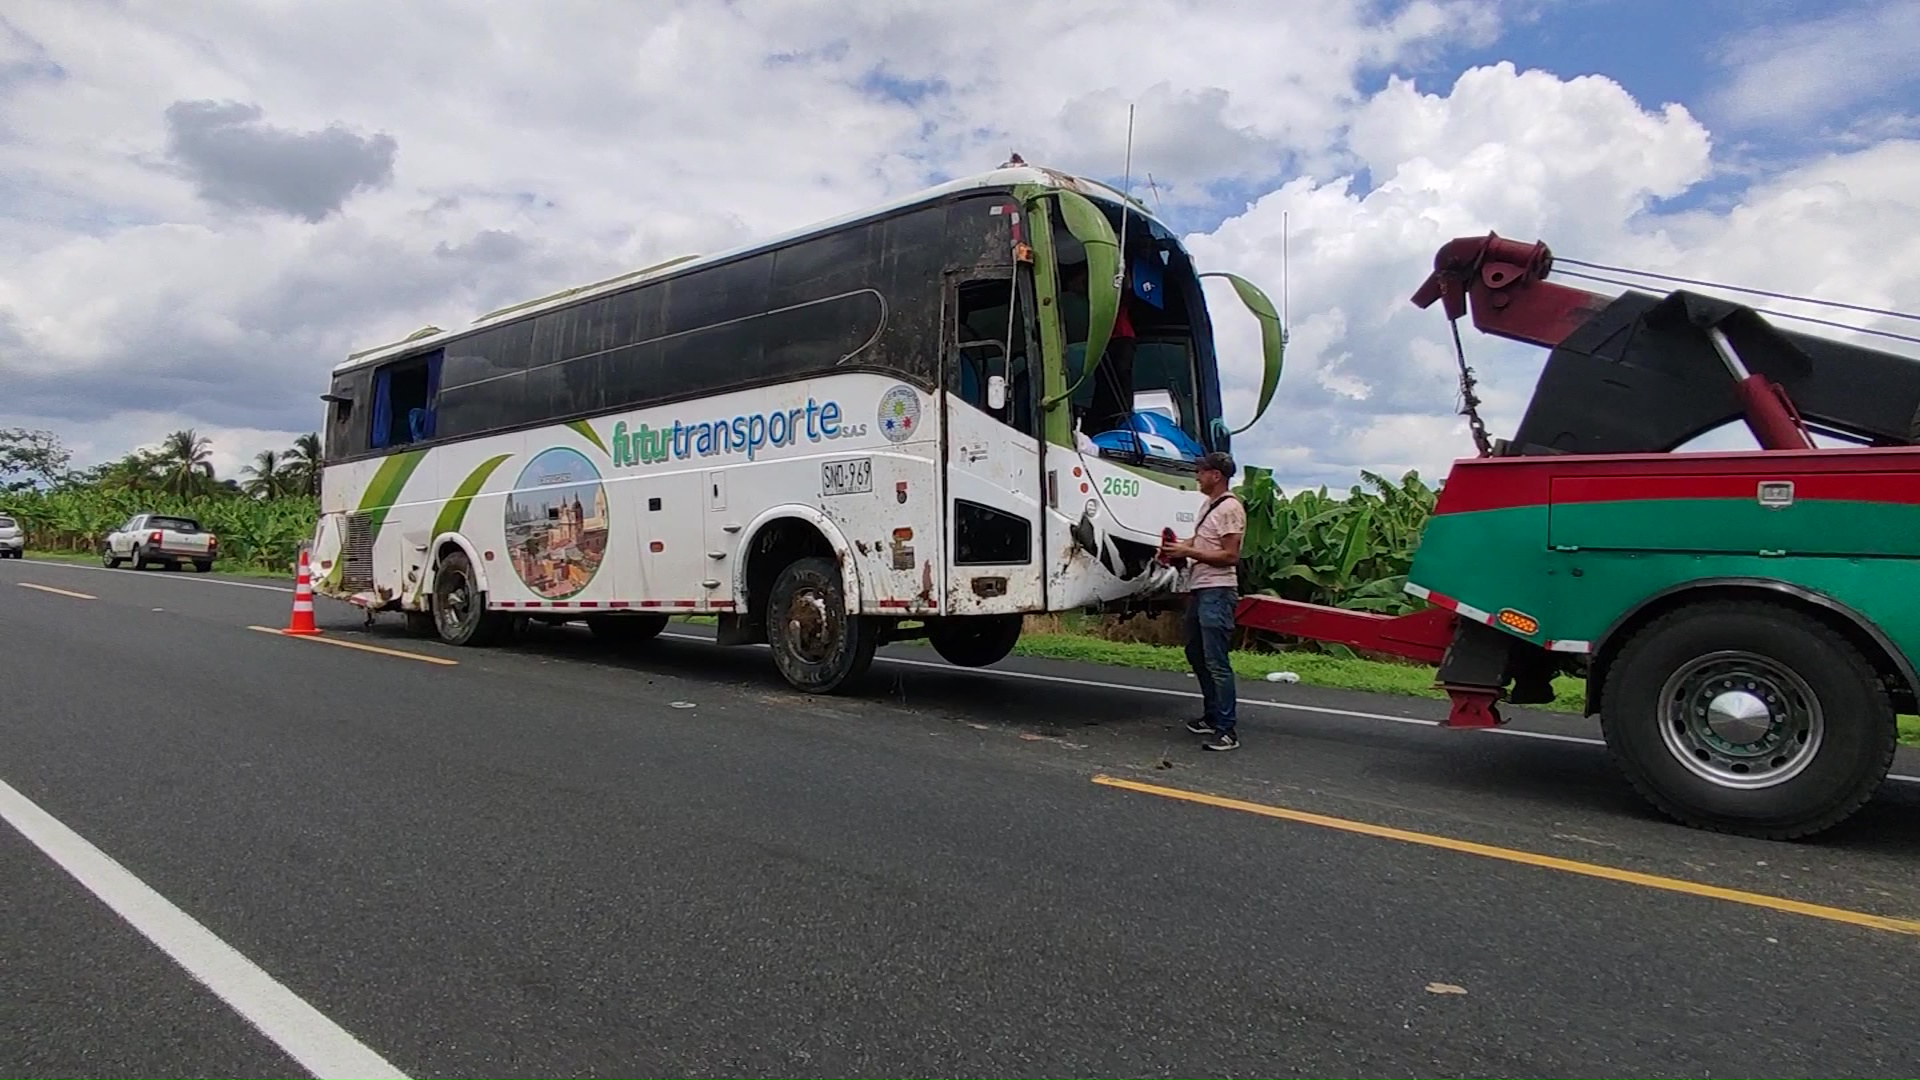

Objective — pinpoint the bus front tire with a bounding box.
[927,614,1023,668]
[432,550,509,647]
[767,556,876,694]
[1599,599,1896,841]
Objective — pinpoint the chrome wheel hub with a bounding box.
[1658,651,1823,790]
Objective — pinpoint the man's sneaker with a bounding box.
[1185,718,1217,735]
[1202,731,1240,751]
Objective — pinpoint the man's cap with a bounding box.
[1198,450,1236,477]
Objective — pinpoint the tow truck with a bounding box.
[1235,233,1920,841]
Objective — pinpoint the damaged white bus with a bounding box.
[308,161,1284,692]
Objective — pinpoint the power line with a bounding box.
[1556,256,1920,324]
[1553,268,1920,348]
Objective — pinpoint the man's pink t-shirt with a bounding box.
[1189,493,1245,590]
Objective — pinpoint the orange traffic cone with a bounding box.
[281,547,321,635]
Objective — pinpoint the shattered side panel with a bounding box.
[1037,441,1190,610]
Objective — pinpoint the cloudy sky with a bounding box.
[3,0,1917,489]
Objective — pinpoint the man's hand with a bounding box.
[1159,538,1198,561]
[1164,532,1242,568]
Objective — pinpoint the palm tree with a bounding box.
[159,429,216,496]
[93,449,166,493]
[283,432,322,499]
[244,449,287,499]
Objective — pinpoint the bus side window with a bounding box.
[369,350,443,450]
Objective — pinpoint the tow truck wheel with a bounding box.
[431,549,509,647]
[1599,599,1897,840]
[767,556,877,694]
[927,614,1023,668]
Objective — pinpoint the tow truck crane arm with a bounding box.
[1410,232,1920,454]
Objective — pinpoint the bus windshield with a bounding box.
[1052,201,1220,472]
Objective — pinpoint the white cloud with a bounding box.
[1708,1,1920,131]
[1187,62,1920,490]
[1,0,1917,500]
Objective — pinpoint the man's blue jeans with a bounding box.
[1184,586,1238,733]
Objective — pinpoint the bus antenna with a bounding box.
[1282,209,1290,327]
[1116,102,1134,285]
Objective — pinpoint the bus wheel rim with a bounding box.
[1656,649,1825,790]
[439,570,471,634]
[784,587,834,665]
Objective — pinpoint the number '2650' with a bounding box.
[1099,475,1141,498]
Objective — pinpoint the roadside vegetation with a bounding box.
[1,427,318,574]
[5,426,1916,747]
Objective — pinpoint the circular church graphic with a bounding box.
[504,446,609,600]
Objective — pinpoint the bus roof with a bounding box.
[332,163,1163,375]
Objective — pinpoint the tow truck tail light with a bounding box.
[207,533,218,547]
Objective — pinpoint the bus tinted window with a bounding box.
[328,196,976,458]
[442,321,533,390]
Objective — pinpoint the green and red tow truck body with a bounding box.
[1235,234,1920,841]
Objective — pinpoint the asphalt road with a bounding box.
[3,556,1918,1079]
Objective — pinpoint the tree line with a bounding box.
[0,426,321,571]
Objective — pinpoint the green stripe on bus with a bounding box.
[567,420,609,456]
[357,448,428,542]
[430,454,512,540]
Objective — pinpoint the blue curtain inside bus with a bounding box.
[370,366,394,450]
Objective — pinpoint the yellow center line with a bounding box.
[245,625,459,666]
[1090,774,1920,938]
[17,582,96,600]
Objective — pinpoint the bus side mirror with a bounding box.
[1200,272,1286,435]
[987,374,1008,411]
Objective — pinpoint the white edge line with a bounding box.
[660,632,1920,786]
[0,777,409,1079]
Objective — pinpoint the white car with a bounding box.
[102,512,217,571]
[0,514,21,558]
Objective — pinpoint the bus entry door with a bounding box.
[943,271,1046,614]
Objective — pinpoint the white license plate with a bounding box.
[821,457,872,497]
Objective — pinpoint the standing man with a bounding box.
[1160,451,1244,751]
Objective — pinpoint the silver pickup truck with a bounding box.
[102,512,218,571]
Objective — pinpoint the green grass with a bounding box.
[1007,630,1589,712]
[24,549,293,581]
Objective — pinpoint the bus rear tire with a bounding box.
[588,613,670,644]
[927,614,1023,668]
[432,549,509,647]
[1599,599,1896,841]
[767,556,876,694]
